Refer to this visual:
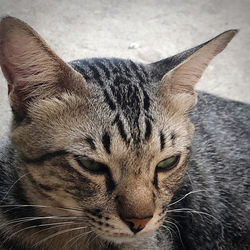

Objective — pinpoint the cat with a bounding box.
[0,16,249,250]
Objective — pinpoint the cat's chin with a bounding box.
[101,229,155,244]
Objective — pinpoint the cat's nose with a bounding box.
[123,216,153,234]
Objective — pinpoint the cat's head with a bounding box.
[0,16,236,244]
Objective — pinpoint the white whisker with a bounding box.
[33,225,88,247]
[168,190,207,207]
[5,221,77,242]
[0,173,29,204]
[164,220,184,249]
[0,204,83,213]
[0,215,85,230]
[63,229,94,249]
[167,208,222,225]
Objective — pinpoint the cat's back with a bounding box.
[191,92,250,173]
[173,93,250,250]
[190,92,249,207]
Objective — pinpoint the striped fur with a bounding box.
[0,17,249,250]
[70,58,155,145]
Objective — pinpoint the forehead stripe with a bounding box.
[160,131,165,151]
[88,65,104,86]
[85,137,96,150]
[95,61,111,80]
[102,132,111,154]
[145,118,152,141]
[143,89,150,111]
[112,114,128,143]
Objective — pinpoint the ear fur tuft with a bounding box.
[0,16,86,119]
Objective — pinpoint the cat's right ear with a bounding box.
[150,30,237,113]
[0,16,87,119]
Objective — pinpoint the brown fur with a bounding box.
[0,17,238,249]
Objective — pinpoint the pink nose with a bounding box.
[124,216,153,234]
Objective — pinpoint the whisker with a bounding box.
[0,173,29,204]
[4,221,78,243]
[0,204,83,213]
[29,221,86,239]
[164,220,184,249]
[159,224,173,241]
[87,232,100,248]
[0,215,85,230]
[33,225,88,247]
[168,190,207,207]
[166,208,222,225]
[63,229,94,249]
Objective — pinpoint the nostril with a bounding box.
[123,216,153,234]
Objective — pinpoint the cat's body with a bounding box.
[0,17,249,250]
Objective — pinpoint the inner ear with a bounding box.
[151,30,238,112]
[0,16,86,119]
[164,30,238,94]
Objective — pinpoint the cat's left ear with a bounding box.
[150,30,238,111]
[0,16,87,119]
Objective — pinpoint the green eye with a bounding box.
[156,155,180,171]
[75,158,108,174]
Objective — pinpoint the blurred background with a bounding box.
[0,0,249,137]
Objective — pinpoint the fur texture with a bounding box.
[0,16,249,250]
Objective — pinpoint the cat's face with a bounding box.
[0,16,236,245]
[12,62,194,242]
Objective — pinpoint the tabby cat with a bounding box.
[0,16,249,250]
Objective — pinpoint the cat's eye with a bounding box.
[75,157,108,174]
[156,155,180,171]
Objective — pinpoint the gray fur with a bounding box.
[0,61,249,249]
[0,18,249,249]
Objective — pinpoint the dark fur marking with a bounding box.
[23,150,68,164]
[103,89,116,110]
[102,132,111,154]
[129,61,145,85]
[85,137,96,150]
[1,178,41,227]
[107,60,119,75]
[145,119,152,140]
[120,60,133,78]
[27,174,55,200]
[105,171,116,193]
[111,79,142,142]
[153,171,159,190]
[143,90,150,111]
[139,64,149,79]
[73,64,90,81]
[110,85,121,105]
[114,75,130,86]
[160,131,165,151]
[171,132,176,141]
[95,61,110,79]
[64,189,78,196]
[38,183,54,191]
[89,65,103,86]
[112,114,128,143]
[87,208,102,216]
